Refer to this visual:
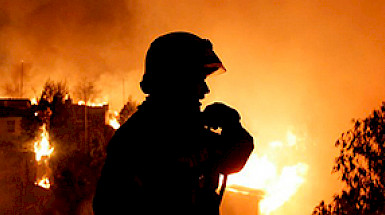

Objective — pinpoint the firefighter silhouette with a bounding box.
[93,32,254,215]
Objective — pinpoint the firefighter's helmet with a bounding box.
[140,32,225,94]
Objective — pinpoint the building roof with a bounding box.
[0,98,32,117]
[0,98,31,109]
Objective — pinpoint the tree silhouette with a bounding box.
[313,102,385,215]
[34,80,107,214]
[73,79,100,104]
[118,95,138,125]
[36,80,68,126]
[40,79,68,103]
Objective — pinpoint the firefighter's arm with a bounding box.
[218,122,253,174]
[203,103,254,174]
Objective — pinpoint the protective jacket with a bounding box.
[93,98,253,215]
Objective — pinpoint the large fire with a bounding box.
[226,131,308,215]
[36,177,51,189]
[77,100,108,107]
[31,97,38,105]
[34,124,54,161]
[108,111,120,129]
[34,124,54,189]
[76,100,120,129]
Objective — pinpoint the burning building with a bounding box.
[222,185,265,215]
[45,97,110,153]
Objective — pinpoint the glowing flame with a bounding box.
[36,177,51,189]
[34,124,54,161]
[34,124,54,189]
[260,163,308,214]
[227,130,308,215]
[77,100,108,107]
[109,118,120,129]
[31,97,38,105]
[109,111,120,129]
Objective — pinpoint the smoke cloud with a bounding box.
[0,0,145,103]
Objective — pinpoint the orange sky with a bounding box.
[1,1,385,214]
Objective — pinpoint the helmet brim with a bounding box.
[204,63,226,77]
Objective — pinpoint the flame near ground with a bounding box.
[34,124,54,189]
[226,131,308,215]
[77,100,121,129]
[108,111,121,129]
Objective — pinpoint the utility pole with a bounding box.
[20,60,24,98]
[84,90,88,152]
[122,78,126,105]
[84,104,88,152]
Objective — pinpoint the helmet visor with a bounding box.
[204,62,226,76]
[202,43,226,76]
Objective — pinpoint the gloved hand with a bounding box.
[202,102,241,129]
[202,102,254,174]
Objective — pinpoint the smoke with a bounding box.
[0,0,227,105]
[0,0,146,102]
[0,0,234,107]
